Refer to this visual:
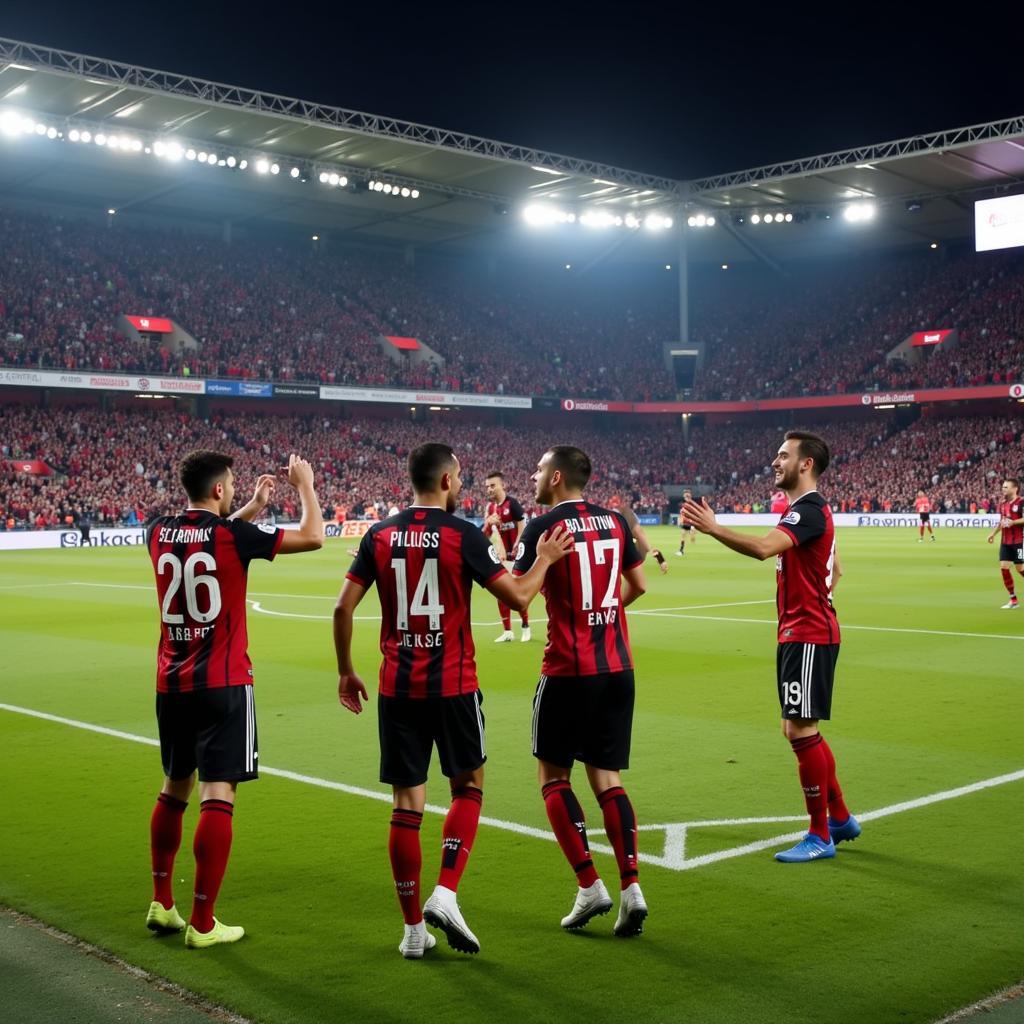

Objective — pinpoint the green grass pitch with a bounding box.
[0,526,1021,1024]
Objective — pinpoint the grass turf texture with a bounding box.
[0,526,1021,1024]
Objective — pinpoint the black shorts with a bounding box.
[776,643,840,721]
[378,691,486,787]
[156,685,258,783]
[999,543,1024,564]
[532,670,635,770]
[919,512,930,523]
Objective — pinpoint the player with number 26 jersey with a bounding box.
[147,510,283,693]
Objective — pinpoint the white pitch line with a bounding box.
[8,583,1018,642]
[633,611,1024,642]
[2,702,1021,871]
[0,703,615,862]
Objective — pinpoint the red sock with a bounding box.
[542,780,598,887]
[150,793,187,909]
[499,603,512,631]
[520,610,530,627]
[1001,568,1016,597]
[597,786,639,889]
[437,786,482,892]
[819,737,850,823]
[389,809,423,925]
[919,525,924,537]
[190,799,234,932]
[789,734,829,841]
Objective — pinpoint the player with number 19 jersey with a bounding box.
[147,509,284,693]
[774,492,840,646]
[514,500,642,677]
[346,507,505,697]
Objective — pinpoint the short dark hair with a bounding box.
[485,471,504,481]
[784,430,830,477]
[547,445,592,490]
[408,442,456,492]
[180,450,233,501]
[1005,477,1020,490]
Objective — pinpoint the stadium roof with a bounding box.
[0,36,1022,265]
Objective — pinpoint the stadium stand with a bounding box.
[3,403,1020,528]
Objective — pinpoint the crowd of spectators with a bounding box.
[5,207,1022,407]
[3,403,1020,529]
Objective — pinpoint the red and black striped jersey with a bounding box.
[513,500,641,678]
[146,509,284,693]
[483,495,525,557]
[999,496,1024,546]
[346,506,506,698]
[774,491,840,645]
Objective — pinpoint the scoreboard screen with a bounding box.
[975,193,1024,252]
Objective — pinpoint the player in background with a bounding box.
[620,504,668,575]
[986,477,1024,609]
[682,431,860,864]
[676,489,696,556]
[335,443,572,959]
[514,446,649,936]
[483,471,531,641]
[915,490,936,543]
[145,451,323,947]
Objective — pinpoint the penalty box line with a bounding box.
[2,702,1022,871]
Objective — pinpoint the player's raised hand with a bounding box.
[537,524,575,563]
[338,672,369,714]
[252,473,276,506]
[682,496,717,534]
[286,453,314,489]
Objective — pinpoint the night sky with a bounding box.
[3,3,1023,181]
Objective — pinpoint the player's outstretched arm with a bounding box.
[230,474,276,523]
[277,454,325,554]
[334,579,370,714]
[681,497,793,561]
[488,524,574,611]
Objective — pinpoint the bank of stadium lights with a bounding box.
[522,203,673,231]
[749,211,794,225]
[368,180,419,198]
[843,202,877,223]
[685,214,716,228]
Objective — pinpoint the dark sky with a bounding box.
[4,3,1023,180]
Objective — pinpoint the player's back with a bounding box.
[147,509,283,693]
[516,500,641,677]
[346,506,505,698]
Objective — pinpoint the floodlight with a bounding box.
[256,158,270,174]
[665,264,672,270]
[166,142,183,161]
[721,264,729,270]
[410,189,419,198]
[95,133,107,146]
[328,172,339,186]
[750,213,761,225]
[34,122,46,135]
[107,208,116,215]
[290,166,300,178]
[784,213,793,222]
[625,213,640,228]
[400,187,410,197]
[68,128,80,142]
[339,176,348,187]
[383,183,393,194]
[687,216,697,227]
[226,156,237,168]
[764,213,774,223]
[706,215,715,226]
[319,171,329,183]
[153,141,165,156]
[46,126,57,139]
[186,148,197,160]
[695,214,706,227]
[930,242,938,249]
[238,159,248,170]
[131,139,143,152]
[80,130,92,144]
